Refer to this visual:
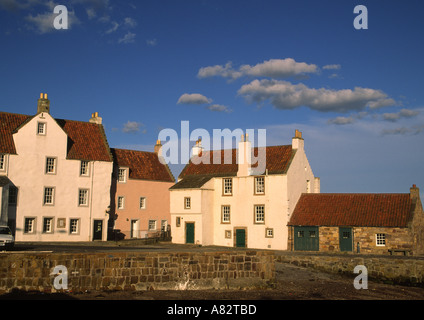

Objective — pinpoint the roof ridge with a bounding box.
[111,147,155,154]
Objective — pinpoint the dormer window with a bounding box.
[37,122,46,135]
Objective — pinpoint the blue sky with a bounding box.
[1,0,423,197]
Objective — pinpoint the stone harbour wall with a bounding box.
[276,252,424,286]
[0,250,275,293]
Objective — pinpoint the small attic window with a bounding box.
[37,122,46,135]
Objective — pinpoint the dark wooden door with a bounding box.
[235,229,246,248]
[93,220,103,241]
[185,223,195,244]
[294,226,319,251]
[339,227,353,252]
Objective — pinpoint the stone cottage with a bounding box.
[288,185,424,255]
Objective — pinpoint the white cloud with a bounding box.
[124,17,137,28]
[207,104,232,113]
[238,79,396,113]
[146,38,158,47]
[197,62,242,80]
[382,108,420,122]
[105,21,119,34]
[122,121,144,133]
[241,58,318,79]
[323,64,341,70]
[198,58,318,80]
[327,116,356,125]
[177,93,212,105]
[118,31,136,44]
[25,7,80,34]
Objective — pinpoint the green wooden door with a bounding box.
[339,227,353,252]
[235,229,246,248]
[185,223,195,244]
[294,227,319,251]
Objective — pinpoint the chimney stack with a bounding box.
[292,129,304,150]
[89,112,102,125]
[191,139,203,158]
[237,133,252,177]
[410,184,420,201]
[37,93,50,114]
[154,140,162,154]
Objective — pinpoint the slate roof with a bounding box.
[288,193,413,228]
[0,112,113,162]
[178,145,295,180]
[111,148,174,183]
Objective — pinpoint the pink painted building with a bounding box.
[109,143,175,240]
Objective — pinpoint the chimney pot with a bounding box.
[89,112,102,125]
[37,93,50,114]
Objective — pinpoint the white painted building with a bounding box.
[0,94,113,241]
[170,130,320,250]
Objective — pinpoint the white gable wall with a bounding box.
[8,112,113,242]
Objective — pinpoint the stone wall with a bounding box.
[276,252,424,285]
[0,250,275,293]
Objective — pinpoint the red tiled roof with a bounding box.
[0,112,30,154]
[111,148,175,182]
[0,112,112,162]
[179,145,294,179]
[289,193,413,227]
[56,119,112,162]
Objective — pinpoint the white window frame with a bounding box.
[223,178,233,195]
[255,176,265,195]
[118,168,127,183]
[265,228,274,238]
[117,196,125,210]
[69,218,80,235]
[140,197,146,209]
[148,220,157,231]
[78,189,89,207]
[43,217,54,234]
[80,161,90,176]
[37,122,46,135]
[43,187,55,206]
[221,205,231,223]
[376,233,386,246]
[184,197,191,209]
[254,205,265,224]
[24,217,36,234]
[45,157,57,174]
